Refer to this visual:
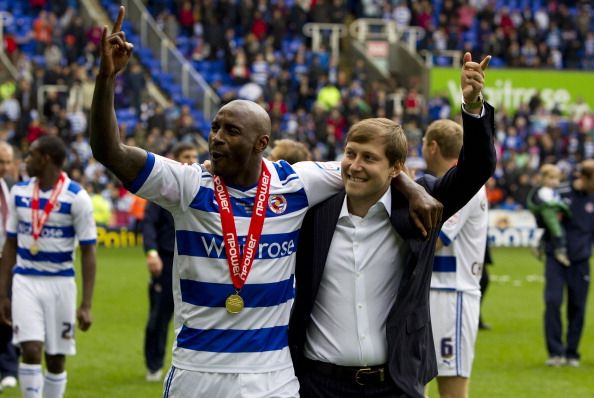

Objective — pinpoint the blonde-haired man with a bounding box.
[423,119,488,398]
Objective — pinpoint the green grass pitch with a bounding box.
[1,246,593,397]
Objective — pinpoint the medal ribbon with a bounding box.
[213,162,271,290]
[31,172,66,242]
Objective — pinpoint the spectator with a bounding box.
[528,164,571,266]
[542,160,594,368]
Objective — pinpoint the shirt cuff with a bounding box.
[461,104,485,118]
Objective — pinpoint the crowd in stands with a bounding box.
[0,0,593,227]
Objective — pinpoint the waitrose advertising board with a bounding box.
[430,68,594,115]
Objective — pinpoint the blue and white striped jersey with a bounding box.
[6,175,97,277]
[128,153,342,373]
[431,186,488,292]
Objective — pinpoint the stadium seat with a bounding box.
[488,57,506,68]
[31,55,47,66]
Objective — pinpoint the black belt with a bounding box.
[304,359,388,386]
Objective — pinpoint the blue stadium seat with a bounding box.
[156,72,175,85]
[135,47,154,59]
[193,60,209,73]
[178,97,194,107]
[31,55,46,66]
[216,85,238,97]
[164,83,183,97]
[191,110,204,122]
[145,58,162,73]
[489,57,506,68]
[116,108,136,119]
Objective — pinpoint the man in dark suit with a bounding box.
[289,52,496,398]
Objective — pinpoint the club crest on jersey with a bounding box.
[268,194,287,214]
[585,202,594,213]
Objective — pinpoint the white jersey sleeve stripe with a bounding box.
[439,230,452,246]
[126,151,156,194]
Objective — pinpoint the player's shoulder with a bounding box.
[66,179,83,195]
[12,180,31,191]
[14,180,30,187]
[267,159,298,183]
[290,160,340,177]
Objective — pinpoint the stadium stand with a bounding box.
[0,0,593,224]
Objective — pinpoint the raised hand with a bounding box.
[460,52,490,105]
[98,6,134,78]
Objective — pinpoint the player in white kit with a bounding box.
[0,136,97,398]
[423,119,488,398]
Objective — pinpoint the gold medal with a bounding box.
[30,243,39,256]
[225,294,244,314]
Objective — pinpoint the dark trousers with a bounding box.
[479,264,490,322]
[144,251,174,372]
[299,364,405,398]
[0,323,18,378]
[544,256,590,359]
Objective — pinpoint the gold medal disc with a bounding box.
[30,243,39,256]
[225,294,244,314]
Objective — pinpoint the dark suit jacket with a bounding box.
[142,202,175,255]
[289,104,496,397]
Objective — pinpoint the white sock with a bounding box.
[43,371,67,398]
[18,363,43,398]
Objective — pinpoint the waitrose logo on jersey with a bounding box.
[431,68,594,115]
[201,235,296,259]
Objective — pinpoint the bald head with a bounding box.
[220,100,271,140]
[208,100,271,186]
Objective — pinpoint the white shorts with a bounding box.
[163,366,300,398]
[429,290,480,377]
[12,274,77,355]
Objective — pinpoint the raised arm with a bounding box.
[430,52,496,220]
[90,5,147,185]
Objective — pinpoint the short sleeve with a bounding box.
[71,189,97,245]
[125,152,203,212]
[291,161,343,207]
[440,189,482,245]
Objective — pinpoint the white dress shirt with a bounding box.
[304,188,408,366]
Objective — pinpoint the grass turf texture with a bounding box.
[1,246,592,397]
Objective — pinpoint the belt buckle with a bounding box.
[355,367,384,386]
